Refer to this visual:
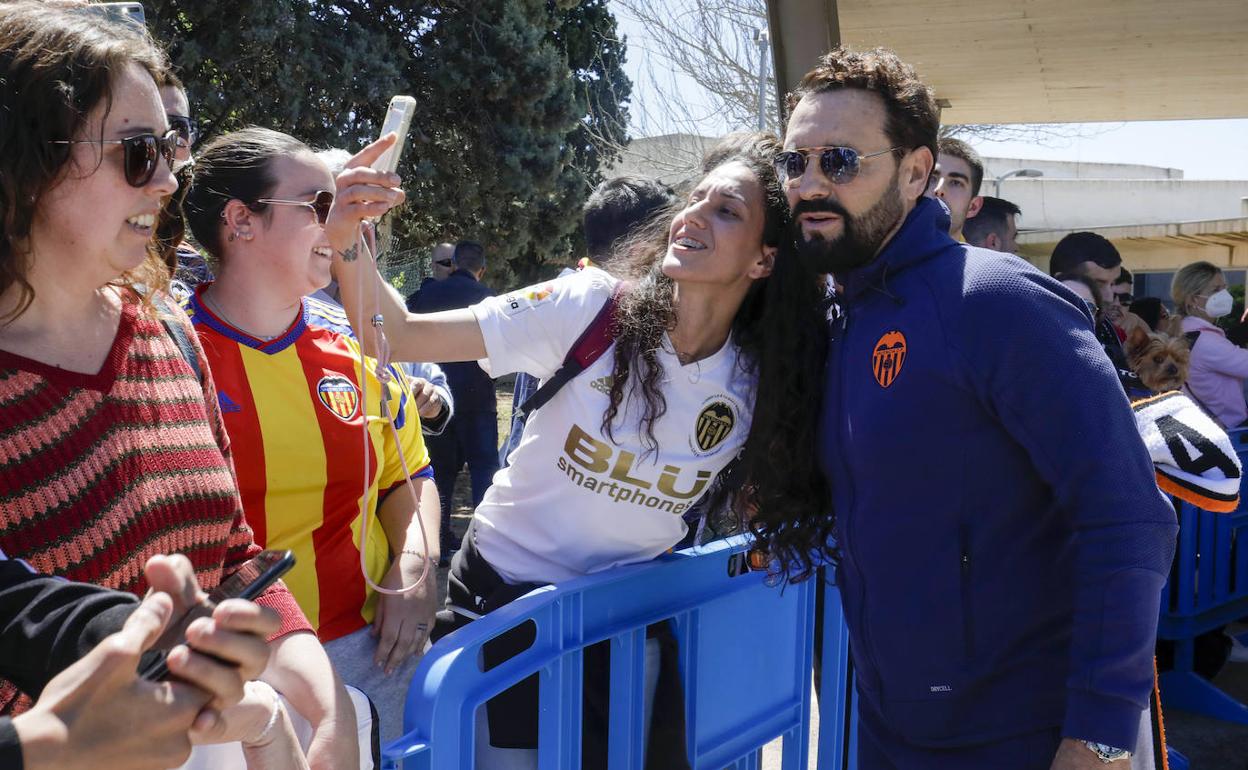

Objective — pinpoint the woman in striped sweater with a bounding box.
[0,5,358,768]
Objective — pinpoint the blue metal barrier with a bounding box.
[1156,429,1248,724]
[382,536,854,769]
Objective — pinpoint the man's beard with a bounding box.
[789,175,905,276]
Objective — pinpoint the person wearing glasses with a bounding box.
[0,7,364,770]
[181,127,441,746]
[333,131,829,765]
[153,68,214,291]
[778,47,1175,768]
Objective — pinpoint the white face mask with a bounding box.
[1205,289,1234,319]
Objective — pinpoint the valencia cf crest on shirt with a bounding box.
[691,398,736,456]
[316,375,360,421]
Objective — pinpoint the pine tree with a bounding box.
[147,0,631,290]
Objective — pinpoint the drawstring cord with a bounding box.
[353,224,433,597]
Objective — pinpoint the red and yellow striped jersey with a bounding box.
[186,287,431,642]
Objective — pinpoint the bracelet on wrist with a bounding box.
[243,681,284,748]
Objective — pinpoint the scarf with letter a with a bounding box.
[1132,390,1242,512]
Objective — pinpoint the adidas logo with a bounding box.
[589,375,613,395]
[218,391,243,414]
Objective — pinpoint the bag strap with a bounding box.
[517,282,626,418]
[152,293,203,385]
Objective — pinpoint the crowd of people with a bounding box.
[1,2,1246,770]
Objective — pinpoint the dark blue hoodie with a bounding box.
[818,197,1177,750]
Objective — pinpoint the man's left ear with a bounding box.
[750,245,777,280]
[967,195,984,219]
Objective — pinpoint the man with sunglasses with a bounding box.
[782,47,1176,768]
[154,70,212,290]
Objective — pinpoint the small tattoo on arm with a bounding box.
[339,244,360,263]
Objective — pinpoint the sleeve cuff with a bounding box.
[254,582,314,641]
[422,407,450,436]
[1062,688,1145,750]
[0,717,24,770]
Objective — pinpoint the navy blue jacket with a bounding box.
[408,270,496,413]
[818,198,1177,750]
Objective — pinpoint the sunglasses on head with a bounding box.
[773,145,902,186]
[434,259,454,268]
[250,190,335,224]
[49,128,179,188]
[166,114,198,148]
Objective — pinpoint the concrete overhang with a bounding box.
[766,0,1248,125]
[1015,217,1248,271]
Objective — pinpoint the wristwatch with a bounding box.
[1083,740,1130,763]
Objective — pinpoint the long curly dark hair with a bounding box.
[604,132,833,580]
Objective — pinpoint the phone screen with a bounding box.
[138,550,295,681]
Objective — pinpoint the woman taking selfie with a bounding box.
[334,132,831,765]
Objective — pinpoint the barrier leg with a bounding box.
[1167,746,1190,770]
[1158,670,1248,724]
[816,580,854,770]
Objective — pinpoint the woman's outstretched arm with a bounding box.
[325,135,486,364]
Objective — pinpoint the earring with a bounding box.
[227,232,235,242]
[241,232,254,242]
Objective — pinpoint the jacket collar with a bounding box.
[837,196,959,302]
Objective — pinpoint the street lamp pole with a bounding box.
[754,28,770,130]
[993,168,1044,197]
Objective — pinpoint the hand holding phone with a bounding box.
[139,550,294,681]
[372,96,416,174]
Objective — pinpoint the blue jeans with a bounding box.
[426,411,499,553]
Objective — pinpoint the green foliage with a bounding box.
[148,0,630,291]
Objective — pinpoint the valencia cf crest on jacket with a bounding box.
[872,331,907,388]
[317,375,360,421]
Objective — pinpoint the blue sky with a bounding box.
[613,7,1248,180]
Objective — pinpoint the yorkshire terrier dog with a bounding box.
[1125,321,1191,393]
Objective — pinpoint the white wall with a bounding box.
[982,156,1182,182]
[1006,179,1248,231]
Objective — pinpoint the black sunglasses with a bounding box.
[250,190,335,224]
[49,129,179,188]
[166,114,199,148]
[1114,292,1135,305]
[774,145,901,186]
[434,259,454,268]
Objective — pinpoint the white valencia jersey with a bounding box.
[470,268,755,584]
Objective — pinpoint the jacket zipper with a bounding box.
[836,305,884,698]
[959,527,974,660]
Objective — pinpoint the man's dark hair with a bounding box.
[962,196,1020,247]
[1049,231,1121,276]
[937,137,984,197]
[453,240,485,273]
[583,176,676,263]
[1116,267,1133,286]
[785,47,940,184]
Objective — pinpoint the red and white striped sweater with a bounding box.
[0,291,310,713]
